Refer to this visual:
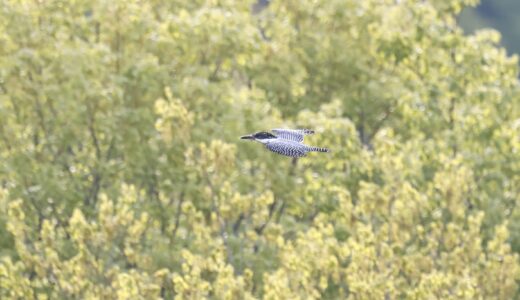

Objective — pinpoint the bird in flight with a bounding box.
[240,129,330,158]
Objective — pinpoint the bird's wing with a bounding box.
[271,129,314,142]
[265,140,307,157]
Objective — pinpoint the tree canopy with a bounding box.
[0,0,519,299]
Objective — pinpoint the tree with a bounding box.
[0,0,519,298]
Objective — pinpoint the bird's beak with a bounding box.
[240,135,255,140]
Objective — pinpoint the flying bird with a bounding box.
[240,129,330,158]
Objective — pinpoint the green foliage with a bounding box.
[0,0,519,298]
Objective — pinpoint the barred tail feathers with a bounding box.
[308,146,330,153]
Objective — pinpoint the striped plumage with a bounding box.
[240,129,330,158]
[271,129,314,142]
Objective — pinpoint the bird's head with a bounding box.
[240,131,277,141]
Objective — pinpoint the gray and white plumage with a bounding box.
[240,129,330,158]
[271,128,314,142]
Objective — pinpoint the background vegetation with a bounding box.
[0,0,519,298]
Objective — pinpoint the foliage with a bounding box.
[0,0,519,298]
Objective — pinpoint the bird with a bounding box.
[240,129,330,158]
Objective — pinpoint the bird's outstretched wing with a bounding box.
[271,129,314,142]
[264,140,307,157]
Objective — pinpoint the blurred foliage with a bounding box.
[0,0,519,298]
[459,0,520,58]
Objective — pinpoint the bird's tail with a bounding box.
[308,146,330,153]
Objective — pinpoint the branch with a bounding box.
[84,171,101,206]
[275,200,286,223]
[448,97,457,156]
[209,59,222,81]
[356,109,369,147]
[88,121,102,159]
[232,213,245,235]
[256,157,298,235]
[254,198,278,235]
[171,191,185,240]
[367,104,394,143]
[105,136,116,160]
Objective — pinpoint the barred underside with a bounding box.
[264,140,330,157]
[308,146,330,153]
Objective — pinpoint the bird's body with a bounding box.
[241,129,330,158]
